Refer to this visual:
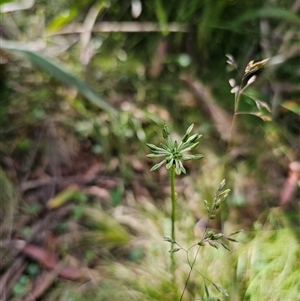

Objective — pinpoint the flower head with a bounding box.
[146,124,203,175]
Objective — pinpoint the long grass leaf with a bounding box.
[230,8,300,28]
[1,40,118,116]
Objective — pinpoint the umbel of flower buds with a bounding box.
[147,124,203,175]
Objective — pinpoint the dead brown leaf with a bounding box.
[280,161,300,206]
[21,244,96,280]
[148,38,167,78]
[181,75,242,143]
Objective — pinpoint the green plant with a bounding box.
[236,208,300,301]
[147,124,203,271]
[146,124,242,300]
[226,55,272,144]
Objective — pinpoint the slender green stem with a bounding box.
[170,164,176,274]
[170,164,176,242]
[227,77,245,154]
[180,245,201,301]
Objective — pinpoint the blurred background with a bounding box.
[0,0,299,300]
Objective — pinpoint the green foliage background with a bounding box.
[0,0,299,300]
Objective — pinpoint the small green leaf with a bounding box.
[186,133,200,143]
[212,283,228,297]
[212,203,220,210]
[147,143,169,155]
[166,154,173,161]
[212,283,222,293]
[146,154,158,159]
[218,179,226,191]
[146,143,159,151]
[190,142,199,150]
[162,125,170,139]
[192,134,202,143]
[163,237,175,243]
[175,160,181,175]
[166,159,174,169]
[204,282,210,297]
[222,290,229,297]
[220,242,231,251]
[178,160,186,174]
[150,160,166,172]
[229,229,243,236]
[166,136,174,149]
[175,167,182,175]
[205,231,214,239]
[182,133,189,143]
[194,154,204,160]
[226,237,238,242]
[211,233,224,240]
[198,241,206,246]
[186,124,194,135]
[204,200,210,211]
[26,263,39,276]
[168,248,180,253]
[218,189,231,198]
[208,241,219,249]
[160,143,169,151]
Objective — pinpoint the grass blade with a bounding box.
[1,40,118,116]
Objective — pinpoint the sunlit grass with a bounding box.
[238,210,299,301]
[42,189,299,301]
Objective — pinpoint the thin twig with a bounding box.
[19,175,120,192]
[47,22,188,36]
[0,257,27,300]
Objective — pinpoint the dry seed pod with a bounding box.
[244,58,269,75]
